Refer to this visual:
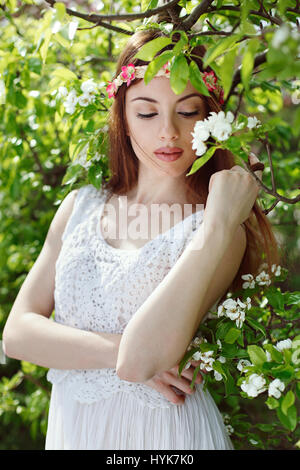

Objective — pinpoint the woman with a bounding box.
[3,29,279,450]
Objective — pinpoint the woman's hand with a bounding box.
[141,360,204,405]
[204,153,264,232]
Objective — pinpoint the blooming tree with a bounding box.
[0,0,299,450]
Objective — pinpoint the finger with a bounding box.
[174,363,203,382]
[163,371,197,395]
[151,377,186,405]
[248,152,264,181]
[180,367,203,384]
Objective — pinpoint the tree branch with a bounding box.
[180,0,215,32]
[44,0,180,23]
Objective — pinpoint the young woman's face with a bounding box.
[125,76,207,177]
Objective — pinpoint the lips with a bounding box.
[154,147,183,154]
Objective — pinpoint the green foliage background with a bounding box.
[0,0,299,450]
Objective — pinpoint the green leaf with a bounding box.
[241,38,260,91]
[281,391,295,416]
[133,37,173,61]
[224,327,241,344]
[186,146,218,176]
[277,404,297,431]
[88,165,102,190]
[40,29,52,65]
[246,318,266,337]
[170,53,189,94]
[189,60,210,97]
[171,31,188,56]
[52,66,78,82]
[263,344,283,363]
[247,345,267,366]
[144,50,173,85]
[224,370,236,397]
[265,286,285,311]
[266,396,279,410]
[202,34,243,68]
[212,360,227,381]
[61,164,82,185]
[219,45,238,100]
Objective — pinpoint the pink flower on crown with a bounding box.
[203,71,217,92]
[106,80,117,98]
[120,63,136,87]
[162,61,171,77]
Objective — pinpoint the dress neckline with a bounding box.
[94,187,204,254]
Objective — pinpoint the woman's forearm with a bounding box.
[3,312,121,370]
[117,219,242,382]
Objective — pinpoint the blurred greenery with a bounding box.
[0,0,299,450]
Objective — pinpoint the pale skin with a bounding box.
[2,75,263,406]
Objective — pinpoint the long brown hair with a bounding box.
[103,29,281,294]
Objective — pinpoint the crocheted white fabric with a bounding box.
[47,184,209,408]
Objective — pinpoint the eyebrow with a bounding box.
[130,93,203,103]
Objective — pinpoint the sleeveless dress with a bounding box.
[45,184,234,450]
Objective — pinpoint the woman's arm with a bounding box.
[116,166,260,382]
[2,189,121,370]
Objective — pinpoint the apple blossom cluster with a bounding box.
[238,338,295,398]
[217,296,251,328]
[240,373,286,399]
[185,336,226,381]
[75,142,105,170]
[241,264,282,289]
[222,413,234,436]
[190,111,261,156]
[56,79,101,114]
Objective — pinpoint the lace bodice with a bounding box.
[47,184,209,408]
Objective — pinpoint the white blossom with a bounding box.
[191,111,235,156]
[213,356,226,381]
[192,121,210,141]
[225,424,234,436]
[268,378,285,399]
[271,24,290,49]
[192,350,215,372]
[191,138,207,156]
[255,270,271,286]
[57,86,68,99]
[222,413,231,425]
[275,339,293,351]
[271,264,281,276]
[237,359,252,373]
[0,79,6,105]
[206,111,234,141]
[241,373,267,397]
[78,93,96,107]
[81,78,98,95]
[247,116,261,129]
[241,273,255,289]
[217,297,246,328]
[63,89,78,114]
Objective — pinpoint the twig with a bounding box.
[23,374,51,396]
[259,135,276,192]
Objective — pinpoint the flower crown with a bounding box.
[106,61,224,105]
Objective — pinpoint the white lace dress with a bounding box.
[45,184,234,450]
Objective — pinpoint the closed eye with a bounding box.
[136,111,200,119]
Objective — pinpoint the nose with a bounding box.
[158,114,179,142]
